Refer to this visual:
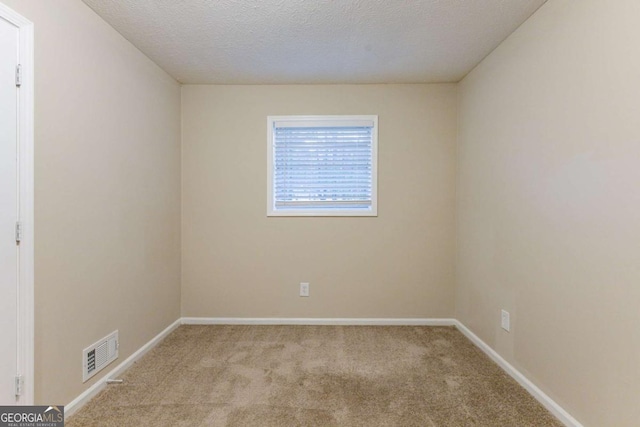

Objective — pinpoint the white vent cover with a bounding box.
[82,330,119,382]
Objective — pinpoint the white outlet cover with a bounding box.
[300,282,310,297]
[501,310,510,332]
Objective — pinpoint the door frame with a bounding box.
[0,2,34,405]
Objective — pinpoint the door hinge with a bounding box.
[15,64,22,87]
[15,375,23,396]
[15,221,22,243]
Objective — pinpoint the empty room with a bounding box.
[0,0,638,426]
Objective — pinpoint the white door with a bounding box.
[0,14,19,404]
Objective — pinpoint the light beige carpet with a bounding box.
[67,325,562,426]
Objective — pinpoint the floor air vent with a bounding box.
[83,330,119,382]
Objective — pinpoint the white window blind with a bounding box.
[267,116,378,216]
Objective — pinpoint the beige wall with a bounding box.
[8,1,635,422]
[182,85,457,318]
[2,0,182,404]
[457,0,640,425]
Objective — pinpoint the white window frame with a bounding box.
[267,115,378,217]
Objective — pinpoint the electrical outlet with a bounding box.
[300,282,310,297]
[501,309,510,332]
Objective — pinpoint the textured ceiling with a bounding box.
[81,0,546,84]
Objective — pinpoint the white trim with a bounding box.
[64,317,582,427]
[181,317,456,326]
[454,321,583,427]
[65,319,181,417]
[266,115,378,217]
[0,2,35,406]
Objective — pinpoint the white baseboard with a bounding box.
[180,317,457,326]
[454,321,583,427]
[65,318,181,417]
[64,316,581,427]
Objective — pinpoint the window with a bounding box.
[267,115,378,216]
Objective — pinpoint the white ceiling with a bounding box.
[81,0,546,84]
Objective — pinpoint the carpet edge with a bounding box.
[65,318,182,417]
[454,320,583,427]
[181,317,457,326]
